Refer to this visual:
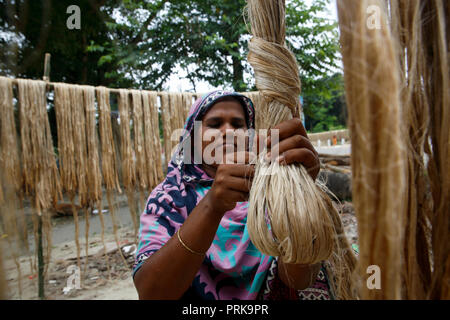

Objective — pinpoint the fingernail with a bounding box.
[276,155,285,164]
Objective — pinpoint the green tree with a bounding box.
[303,73,347,133]
[90,0,342,96]
[0,0,117,86]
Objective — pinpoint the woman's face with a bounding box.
[199,98,248,168]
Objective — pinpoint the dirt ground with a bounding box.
[1,201,357,300]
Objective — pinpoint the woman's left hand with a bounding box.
[262,118,320,181]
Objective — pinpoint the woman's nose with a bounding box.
[220,122,234,134]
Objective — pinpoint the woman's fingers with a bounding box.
[218,162,255,179]
[267,118,308,147]
[223,151,256,166]
[266,134,316,161]
[217,175,252,193]
[277,148,320,180]
[226,189,250,203]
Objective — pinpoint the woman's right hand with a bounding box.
[204,151,255,214]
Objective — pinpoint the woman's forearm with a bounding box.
[133,195,225,300]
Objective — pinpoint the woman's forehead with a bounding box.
[202,100,246,119]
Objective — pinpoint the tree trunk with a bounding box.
[232,54,245,92]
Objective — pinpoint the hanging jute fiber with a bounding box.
[17,78,61,283]
[337,0,449,299]
[0,77,22,203]
[96,86,129,270]
[142,91,164,190]
[0,80,24,296]
[119,89,139,240]
[131,90,148,192]
[0,77,25,261]
[160,92,172,168]
[54,83,91,273]
[182,93,193,122]
[0,241,6,299]
[0,240,7,300]
[159,92,188,167]
[81,85,104,275]
[246,0,356,299]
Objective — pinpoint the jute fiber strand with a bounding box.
[118,89,136,191]
[0,77,22,201]
[168,92,185,159]
[337,0,409,299]
[160,92,172,168]
[82,85,104,276]
[168,93,178,159]
[182,93,193,122]
[17,79,61,279]
[338,0,449,300]
[54,83,90,274]
[246,0,356,299]
[0,241,6,299]
[97,86,121,193]
[54,83,90,272]
[0,77,25,297]
[388,0,435,299]
[142,91,164,190]
[132,90,154,227]
[96,86,129,270]
[120,89,139,240]
[411,0,449,299]
[131,90,148,192]
[174,92,186,133]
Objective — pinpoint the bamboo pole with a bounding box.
[37,53,52,300]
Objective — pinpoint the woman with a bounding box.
[133,90,333,300]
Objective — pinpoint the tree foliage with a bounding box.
[0,0,117,86]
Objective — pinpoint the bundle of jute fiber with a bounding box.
[0,241,6,299]
[54,83,91,271]
[419,0,450,300]
[0,77,26,253]
[388,0,434,299]
[97,86,122,193]
[0,77,22,202]
[182,93,193,122]
[246,0,356,299]
[338,0,449,300]
[392,0,449,299]
[131,90,148,192]
[17,79,62,278]
[337,0,409,299]
[0,78,24,296]
[82,85,105,275]
[142,91,164,190]
[96,86,129,270]
[118,89,139,240]
[168,92,185,156]
[177,92,187,131]
[118,89,135,192]
[134,90,152,234]
[160,92,172,168]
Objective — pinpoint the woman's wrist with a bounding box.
[202,192,228,218]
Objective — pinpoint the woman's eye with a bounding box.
[207,122,220,128]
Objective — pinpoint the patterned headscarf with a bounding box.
[133,90,273,300]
